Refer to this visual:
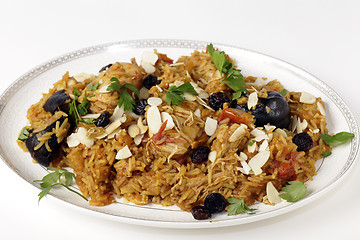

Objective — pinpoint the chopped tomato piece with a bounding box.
[217,108,249,126]
[269,152,297,180]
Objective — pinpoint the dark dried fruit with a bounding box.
[43,90,70,114]
[95,111,111,127]
[208,92,230,110]
[293,132,313,152]
[204,193,227,213]
[191,146,210,164]
[133,99,148,115]
[99,63,113,72]
[240,91,291,128]
[191,206,211,220]
[25,116,69,167]
[143,74,160,89]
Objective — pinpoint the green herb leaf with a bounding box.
[279,181,307,202]
[122,83,140,97]
[34,167,88,203]
[73,88,81,97]
[207,43,227,74]
[107,77,121,92]
[321,151,332,157]
[87,82,99,91]
[321,132,354,146]
[232,91,243,100]
[177,82,198,95]
[18,127,30,142]
[227,197,256,216]
[165,82,198,105]
[38,186,52,202]
[208,43,246,99]
[105,78,139,111]
[248,140,255,146]
[280,89,288,96]
[118,87,136,111]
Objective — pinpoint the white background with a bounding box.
[1,0,359,239]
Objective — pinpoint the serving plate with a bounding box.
[0,39,358,228]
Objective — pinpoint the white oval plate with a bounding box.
[0,39,358,228]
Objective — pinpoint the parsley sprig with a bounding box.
[165,82,198,105]
[69,88,95,125]
[321,131,354,146]
[208,44,247,100]
[279,181,307,202]
[18,127,30,142]
[227,197,256,216]
[34,167,88,202]
[106,77,139,111]
[320,131,354,156]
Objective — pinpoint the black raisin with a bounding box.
[143,74,161,89]
[292,132,313,152]
[191,206,211,220]
[204,193,227,213]
[95,111,111,127]
[43,90,70,114]
[99,63,113,72]
[191,146,210,164]
[133,99,148,115]
[208,92,230,110]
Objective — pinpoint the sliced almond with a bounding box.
[194,109,201,118]
[174,80,184,87]
[247,92,258,110]
[258,140,269,151]
[107,127,121,139]
[229,124,248,142]
[183,92,196,101]
[198,91,209,99]
[300,92,316,104]
[73,73,92,82]
[134,134,144,145]
[248,150,270,175]
[161,112,175,130]
[141,61,156,74]
[115,145,132,160]
[111,105,125,122]
[76,127,95,148]
[275,128,287,138]
[105,120,122,135]
[248,140,257,153]
[82,113,101,119]
[146,106,162,134]
[98,84,111,93]
[239,152,248,161]
[240,160,251,175]
[208,151,217,162]
[264,125,276,133]
[128,124,140,138]
[266,182,281,204]
[137,117,148,134]
[66,132,80,148]
[205,117,218,136]
[141,51,158,65]
[317,102,326,116]
[148,97,163,107]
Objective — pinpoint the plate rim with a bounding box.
[0,39,359,228]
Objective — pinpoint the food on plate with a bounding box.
[17,44,354,219]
